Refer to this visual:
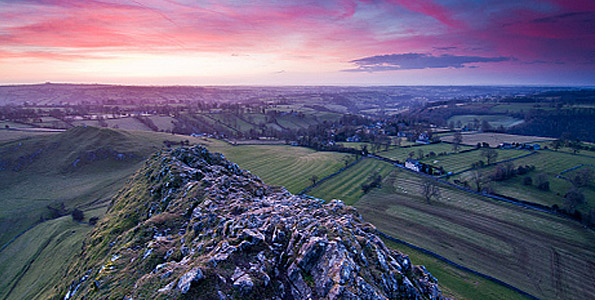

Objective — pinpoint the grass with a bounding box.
[308,158,393,205]
[382,239,533,300]
[441,132,554,146]
[377,143,473,162]
[350,168,595,300]
[205,144,348,193]
[490,103,556,113]
[452,150,595,212]
[448,114,524,129]
[0,127,221,300]
[0,212,96,300]
[0,130,58,143]
[421,148,529,173]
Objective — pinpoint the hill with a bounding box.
[53,146,444,299]
[0,127,210,300]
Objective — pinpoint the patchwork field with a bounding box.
[377,143,473,162]
[352,168,595,300]
[448,114,524,129]
[384,239,532,300]
[308,158,394,205]
[441,132,554,146]
[421,148,529,174]
[205,144,348,194]
[453,150,595,212]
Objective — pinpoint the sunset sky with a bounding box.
[1,0,594,85]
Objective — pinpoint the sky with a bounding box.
[0,0,594,86]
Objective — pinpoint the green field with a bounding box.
[441,132,554,147]
[421,148,529,173]
[448,114,524,129]
[453,150,595,212]
[350,168,595,300]
[308,158,394,205]
[377,143,473,162]
[308,160,595,300]
[205,143,348,193]
[383,239,532,300]
[490,103,556,113]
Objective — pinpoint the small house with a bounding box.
[405,158,422,172]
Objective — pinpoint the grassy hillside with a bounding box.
[206,144,348,193]
[308,158,394,205]
[0,127,217,300]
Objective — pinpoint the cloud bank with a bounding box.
[345,53,512,72]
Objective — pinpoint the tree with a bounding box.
[523,176,533,186]
[309,175,319,185]
[535,173,550,191]
[470,171,486,192]
[480,148,498,165]
[394,137,402,148]
[563,187,585,213]
[572,167,593,187]
[452,131,463,152]
[342,155,351,167]
[417,149,424,160]
[71,208,84,222]
[550,139,563,151]
[480,120,492,132]
[420,177,441,203]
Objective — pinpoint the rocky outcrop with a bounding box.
[59,146,445,300]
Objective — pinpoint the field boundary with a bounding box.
[298,157,364,195]
[437,150,537,178]
[375,230,541,300]
[368,154,594,228]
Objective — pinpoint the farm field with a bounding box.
[490,103,557,113]
[308,158,393,205]
[353,168,595,300]
[0,129,58,143]
[421,148,529,174]
[377,143,473,162]
[453,150,595,212]
[71,117,153,131]
[204,143,348,194]
[441,132,554,146]
[447,114,524,129]
[147,115,176,132]
[383,239,532,300]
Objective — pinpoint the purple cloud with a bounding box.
[344,53,512,72]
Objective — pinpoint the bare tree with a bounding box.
[470,171,486,192]
[563,186,585,213]
[572,167,593,187]
[309,175,318,185]
[480,148,498,165]
[420,177,441,203]
[452,131,463,152]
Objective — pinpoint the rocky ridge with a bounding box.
[58,145,444,300]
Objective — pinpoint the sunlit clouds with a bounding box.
[1,0,593,85]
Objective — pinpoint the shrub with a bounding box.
[72,209,84,221]
[523,176,532,186]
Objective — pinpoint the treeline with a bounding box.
[509,109,595,142]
